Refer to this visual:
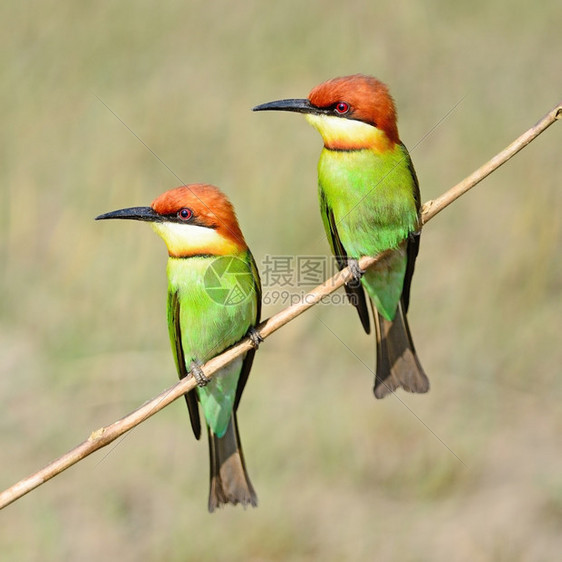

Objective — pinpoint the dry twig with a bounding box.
[0,100,560,510]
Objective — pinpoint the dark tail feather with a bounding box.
[207,413,257,512]
[373,301,429,399]
[344,281,371,334]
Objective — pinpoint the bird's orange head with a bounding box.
[253,74,399,152]
[97,184,247,258]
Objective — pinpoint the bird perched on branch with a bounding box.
[254,74,429,398]
[97,184,261,511]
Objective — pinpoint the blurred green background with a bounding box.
[1,0,561,560]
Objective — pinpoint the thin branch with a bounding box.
[1,100,560,511]
[421,101,562,222]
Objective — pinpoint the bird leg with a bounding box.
[346,258,366,288]
[190,360,210,387]
[247,327,264,349]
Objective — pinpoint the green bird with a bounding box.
[97,184,261,511]
[254,74,429,398]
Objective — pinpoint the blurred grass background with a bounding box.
[1,0,561,560]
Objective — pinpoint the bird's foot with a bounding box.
[346,258,366,288]
[247,327,264,349]
[190,361,210,387]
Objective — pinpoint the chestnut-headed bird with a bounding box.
[97,184,260,511]
[254,74,429,398]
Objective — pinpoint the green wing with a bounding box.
[400,142,422,313]
[319,188,371,334]
[233,250,261,411]
[168,289,201,440]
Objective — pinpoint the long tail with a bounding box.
[207,412,257,512]
[373,300,430,398]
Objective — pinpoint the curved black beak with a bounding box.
[252,98,320,115]
[95,206,161,222]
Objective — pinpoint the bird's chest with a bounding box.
[318,149,417,253]
[167,257,254,362]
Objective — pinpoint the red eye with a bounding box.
[335,102,350,114]
[178,208,193,221]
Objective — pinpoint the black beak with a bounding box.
[252,98,322,115]
[95,206,161,222]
